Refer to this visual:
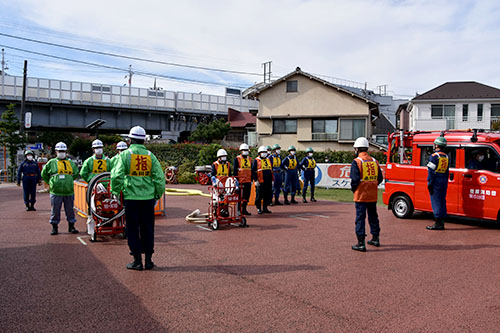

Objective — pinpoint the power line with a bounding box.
[0,32,263,77]
[0,44,250,88]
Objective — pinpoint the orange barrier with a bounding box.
[73,181,166,218]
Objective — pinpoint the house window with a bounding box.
[431,104,455,119]
[339,119,366,141]
[462,104,468,121]
[312,119,338,140]
[491,104,500,119]
[273,119,297,134]
[286,80,298,93]
[478,104,483,121]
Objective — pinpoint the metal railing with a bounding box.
[0,75,259,114]
[312,132,338,141]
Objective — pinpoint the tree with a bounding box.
[0,104,26,182]
[189,119,231,143]
[36,131,74,153]
[69,137,93,160]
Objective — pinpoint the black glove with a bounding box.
[427,184,434,195]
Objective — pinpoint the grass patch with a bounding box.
[313,188,386,206]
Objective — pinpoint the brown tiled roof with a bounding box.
[413,81,500,100]
[228,108,256,128]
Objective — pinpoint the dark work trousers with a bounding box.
[283,170,298,196]
[124,199,156,255]
[273,171,283,200]
[255,182,272,210]
[238,182,252,212]
[22,176,38,205]
[355,202,380,237]
[429,181,448,220]
[302,169,315,198]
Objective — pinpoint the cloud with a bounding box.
[1,0,499,97]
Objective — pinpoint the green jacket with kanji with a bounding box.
[41,158,80,196]
[80,155,111,183]
[110,144,165,200]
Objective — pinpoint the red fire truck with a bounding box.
[383,129,500,223]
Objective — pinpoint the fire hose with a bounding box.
[185,209,209,224]
[87,172,125,228]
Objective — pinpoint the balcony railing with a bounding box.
[312,132,338,141]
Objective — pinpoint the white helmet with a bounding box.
[116,141,128,150]
[258,145,267,153]
[217,149,227,158]
[353,137,369,148]
[239,143,249,151]
[92,139,104,148]
[128,126,146,140]
[55,142,67,151]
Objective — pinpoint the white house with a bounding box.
[409,82,500,131]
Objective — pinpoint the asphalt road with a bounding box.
[1,183,500,332]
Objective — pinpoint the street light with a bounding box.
[86,119,106,138]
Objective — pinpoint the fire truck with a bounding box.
[383,129,500,223]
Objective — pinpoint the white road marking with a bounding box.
[289,215,310,221]
[77,236,88,245]
[196,225,213,232]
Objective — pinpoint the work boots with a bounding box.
[30,203,36,211]
[310,197,317,202]
[290,195,298,204]
[145,254,155,270]
[302,195,307,203]
[274,196,282,205]
[26,204,31,211]
[68,223,79,234]
[367,235,380,247]
[262,207,272,214]
[426,219,445,230]
[352,235,366,252]
[126,254,143,271]
[284,195,290,205]
[50,224,58,236]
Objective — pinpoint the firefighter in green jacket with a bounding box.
[109,141,128,169]
[111,126,165,271]
[80,139,111,183]
[41,142,80,235]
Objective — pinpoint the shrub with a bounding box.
[178,172,197,184]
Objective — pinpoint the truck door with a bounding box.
[415,145,458,214]
[459,146,500,221]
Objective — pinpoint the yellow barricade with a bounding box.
[73,181,166,218]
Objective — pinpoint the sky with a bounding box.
[0,0,499,98]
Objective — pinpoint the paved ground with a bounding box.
[1,183,500,332]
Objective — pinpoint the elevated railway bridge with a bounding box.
[0,75,258,141]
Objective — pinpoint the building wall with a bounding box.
[258,74,369,117]
[411,101,497,130]
[256,74,373,151]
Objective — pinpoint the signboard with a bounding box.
[312,163,386,189]
[28,143,43,150]
[24,112,32,129]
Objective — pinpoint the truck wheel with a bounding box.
[392,195,414,219]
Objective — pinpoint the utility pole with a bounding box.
[262,61,272,84]
[127,64,133,87]
[1,48,6,96]
[20,60,27,134]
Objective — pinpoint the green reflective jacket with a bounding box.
[41,158,80,196]
[80,155,111,183]
[109,153,123,170]
[110,144,165,200]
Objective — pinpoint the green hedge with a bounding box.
[104,143,387,184]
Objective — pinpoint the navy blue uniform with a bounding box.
[299,156,316,199]
[269,153,283,202]
[17,160,41,207]
[427,150,449,220]
[282,155,299,196]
